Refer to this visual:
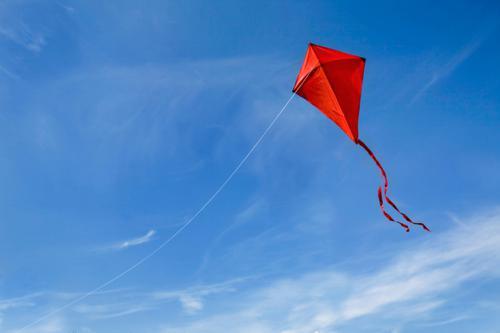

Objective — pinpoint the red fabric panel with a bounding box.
[293,43,365,142]
[308,43,360,62]
[293,43,428,232]
[321,59,364,141]
[294,67,355,140]
[292,45,320,93]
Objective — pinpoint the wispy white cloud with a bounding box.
[410,26,496,104]
[56,2,75,14]
[0,24,46,53]
[73,302,153,320]
[178,295,203,314]
[0,65,19,80]
[7,55,294,189]
[110,229,157,250]
[159,207,500,332]
[7,277,249,326]
[152,277,248,314]
[0,294,40,311]
[8,317,65,333]
[410,42,480,104]
[0,293,42,330]
[5,208,500,331]
[0,289,127,326]
[419,315,469,327]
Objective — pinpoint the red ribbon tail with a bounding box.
[378,187,409,232]
[357,138,429,232]
[385,195,431,232]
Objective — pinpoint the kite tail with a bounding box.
[384,195,430,231]
[377,186,409,232]
[356,139,430,232]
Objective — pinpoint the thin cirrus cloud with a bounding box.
[4,209,500,332]
[7,317,66,333]
[410,23,497,105]
[151,277,248,314]
[56,278,246,321]
[409,39,483,104]
[110,230,157,251]
[73,303,154,320]
[160,208,500,333]
[0,25,46,53]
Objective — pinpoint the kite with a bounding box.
[292,43,429,232]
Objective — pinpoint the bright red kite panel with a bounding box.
[292,43,365,142]
[293,43,429,232]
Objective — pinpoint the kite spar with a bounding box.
[293,43,429,232]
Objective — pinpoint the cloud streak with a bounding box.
[410,25,496,104]
[151,277,248,314]
[4,208,500,331]
[160,207,500,333]
[111,230,157,250]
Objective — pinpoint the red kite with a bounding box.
[293,43,429,232]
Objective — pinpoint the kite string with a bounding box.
[356,139,429,232]
[18,85,307,331]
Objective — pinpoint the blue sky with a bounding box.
[0,0,500,332]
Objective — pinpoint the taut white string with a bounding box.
[18,90,301,331]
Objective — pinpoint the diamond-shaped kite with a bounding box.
[293,43,429,232]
